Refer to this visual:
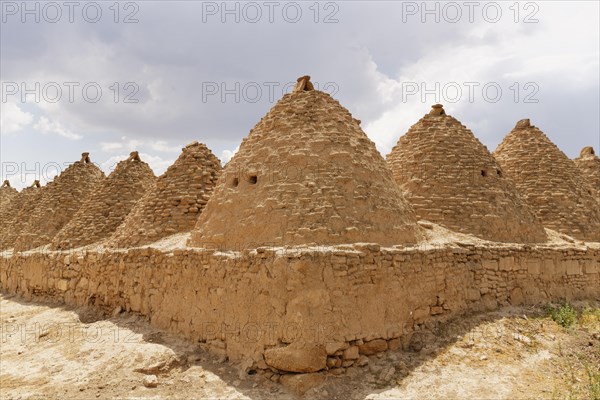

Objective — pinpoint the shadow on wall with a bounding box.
[3,292,590,399]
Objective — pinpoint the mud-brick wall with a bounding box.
[0,245,598,370]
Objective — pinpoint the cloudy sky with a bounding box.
[1,0,598,189]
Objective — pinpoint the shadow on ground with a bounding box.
[1,292,598,399]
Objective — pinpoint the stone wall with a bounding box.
[2,243,598,376]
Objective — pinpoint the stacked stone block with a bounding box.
[13,153,105,251]
[387,105,547,243]
[0,180,18,211]
[189,76,421,250]
[574,146,600,206]
[494,120,600,241]
[0,180,20,250]
[1,243,598,380]
[109,142,221,247]
[0,181,43,251]
[51,152,156,250]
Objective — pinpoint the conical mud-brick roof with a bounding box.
[0,181,43,250]
[574,146,600,206]
[14,153,105,251]
[0,180,18,210]
[109,142,221,247]
[387,105,547,243]
[189,76,421,250]
[0,180,20,250]
[494,120,600,241]
[51,152,156,249]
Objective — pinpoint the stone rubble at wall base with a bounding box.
[1,242,598,393]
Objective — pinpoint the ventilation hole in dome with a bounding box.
[247,369,257,376]
[496,170,502,177]
[231,178,239,188]
[249,175,257,184]
[481,170,487,177]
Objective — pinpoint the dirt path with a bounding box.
[1,294,598,399]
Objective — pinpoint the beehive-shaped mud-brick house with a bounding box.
[494,120,600,241]
[0,180,21,250]
[109,142,221,247]
[0,180,18,210]
[574,146,600,206]
[0,181,43,251]
[189,76,421,250]
[51,152,156,250]
[386,105,547,243]
[13,153,105,251]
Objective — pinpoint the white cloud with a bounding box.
[100,152,174,177]
[22,176,38,187]
[220,147,239,164]
[33,116,81,140]
[122,138,144,149]
[0,101,33,135]
[138,153,175,176]
[360,5,600,157]
[101,155,128,174]
[41,166,60,185]
[100,138,181,155]
[99,137,143,153]
[1,2,597,171]
[150,140,181,153]
[100,142,124,151]
[1,165,59,191]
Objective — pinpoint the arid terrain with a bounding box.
[1,293,598,399]
[2,1,599,398]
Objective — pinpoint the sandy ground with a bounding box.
[1,293,598,400]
